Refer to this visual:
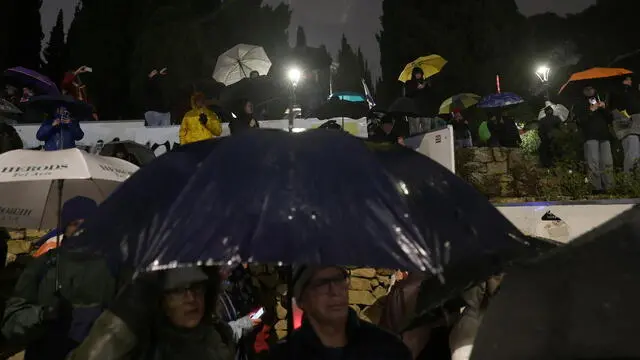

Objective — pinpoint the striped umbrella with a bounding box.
[439,93,481,114]
[477,92,524,109]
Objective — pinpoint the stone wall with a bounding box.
[455,147,541,198]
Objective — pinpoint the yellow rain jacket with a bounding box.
[179,94,222,145]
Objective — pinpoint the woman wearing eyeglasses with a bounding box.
[36,106,85,151]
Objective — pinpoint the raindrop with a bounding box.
[466,224,478,237]
[288,215,294,220]
[222,237,229,245]
[310,213,317,220]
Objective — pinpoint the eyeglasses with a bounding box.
[307,273,349,294]
[165,283,206,299]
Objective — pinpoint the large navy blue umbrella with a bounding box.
[71,129,533,282]
[68,139,224,267]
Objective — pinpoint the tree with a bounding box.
[0,0,43,70]
[296,26,307,48]
[377,0,527,104]
[43,10,68,86]
[334,35,371,93]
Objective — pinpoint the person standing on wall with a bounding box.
[179,92,222,145]
[611,75,640,175]
[144,68,171,126]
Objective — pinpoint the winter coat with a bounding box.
[1,249,118,360]
[228,114,259,135]
[179,95,222,145]
[67,310,236,360]
[269,309,412,360]
[576,97,612,141]
[144,76,169,113]
[36,119,84,151]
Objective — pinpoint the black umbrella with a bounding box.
[311,98,369,120]
[471,205,640,360]
[388,97,427,117]
[99,141,156,166]
[26,95,93,119]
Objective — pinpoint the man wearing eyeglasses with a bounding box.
[269,266,411,359]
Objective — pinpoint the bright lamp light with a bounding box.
[287,68,301,85]
[536,65,550,82]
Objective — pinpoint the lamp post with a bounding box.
[287,67,301,133]
[536,65,551,100]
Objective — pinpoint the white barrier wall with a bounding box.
[497,199,638,243]
[15,118,369,156]
[404,126,455,173]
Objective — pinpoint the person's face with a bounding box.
[162,282,206,329]
[453,113,463,121]
[382,122,393,133]
[624,77,633,86]
[414,72,423,80]
[299,267,349,325]
[583,87,595,97]
[65,219,84,237]
[244,102,253,114]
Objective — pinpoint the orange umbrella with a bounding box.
[558,67,633,94]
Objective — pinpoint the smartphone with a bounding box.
[250,307,265,320]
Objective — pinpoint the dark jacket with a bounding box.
[269,309,411,360]
[229,114,259,135]
[36,119,84,151]
[538,114,562,143]
[576,98,612,141]
[1,249,118,360]
[611,85,640,115]
[67,310,235,360]
[144,76,169,113]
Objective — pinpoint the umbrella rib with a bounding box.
[38,180,56,230]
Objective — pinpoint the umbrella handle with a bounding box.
[55,179,64,292]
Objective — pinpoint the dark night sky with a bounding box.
[42,0,596,77]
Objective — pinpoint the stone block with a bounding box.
[372,286,388,299]
[348,290,376,305]
[276,303,287,319]
[508,149,523,167]
[377,275,391,286]
[7,240,31,255]
[350,268,376,278]
[276,330,287,340]
[492,148,508,162]
[470,148,494,163]
[349,304,361,314]
[486,161,508,175]
[349,277,372,291]
[376,268,395,276]
[370,279,379,287]
[462,162,487,174]
[274,319,287,330]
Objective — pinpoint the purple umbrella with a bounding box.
[3,67,60,95]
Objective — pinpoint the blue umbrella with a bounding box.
[70,130,532,284]
[477,92,524,108]
[3,66,60,95]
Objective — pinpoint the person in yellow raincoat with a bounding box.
[179,92,222,145]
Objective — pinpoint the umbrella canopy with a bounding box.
[558,67,633,94]
[398,55,447,83]
[311,98,369,120]
[537,101,570,122]
[26,95,94,119]
[3,67,59,95]
[477,93,524,109]
[329,91,366,103]
[71,130,528,284]
[213,44,272,86]
[388,97,427,117]
[99,141,156,166]
[472,205,640,360]
[66,139,227,266]
[439,93,481,114]
[0,148,138,229]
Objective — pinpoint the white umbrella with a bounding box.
[0,148,138,229]
[538,101,570,122]
[213,44,272,86]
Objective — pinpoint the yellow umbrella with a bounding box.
[439,93,481,114]
[398,55,447,83]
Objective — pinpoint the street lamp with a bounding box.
[535,65,551,99]
[287,67,302,132]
